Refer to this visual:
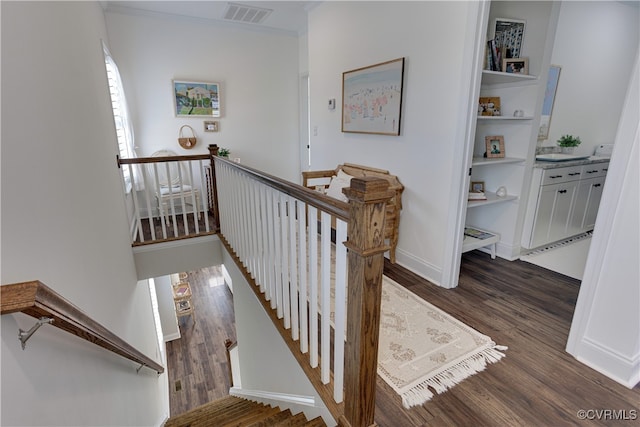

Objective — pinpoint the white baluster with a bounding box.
[320,211,331,384]
[288,196,299,340]
[297,199,308,353]
[280,192,291,329]
[273,188,283,318]
[308,205,318,367]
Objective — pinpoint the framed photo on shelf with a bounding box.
[485,135,505,158]
[479,96,501,116]
[471,181,485,193]
[342,57,405,135]
[173,80,220,117]
[503,57,529,75]
[490,18,526,59]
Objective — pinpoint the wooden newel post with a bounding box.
[208,144,221,231]
[340,177,394,427]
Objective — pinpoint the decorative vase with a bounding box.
[560,147,574,154]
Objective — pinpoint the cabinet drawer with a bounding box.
[541,166,583,185]
[581,163,609,179]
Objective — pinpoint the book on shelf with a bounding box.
[174,284,190,297]
[468,191,487,201]
[464,227,495,240]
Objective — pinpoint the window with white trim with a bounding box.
[102,41,138,188]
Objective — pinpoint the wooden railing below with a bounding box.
[1,280,164,374]
[212,155,393,427]
[117,152,217,246]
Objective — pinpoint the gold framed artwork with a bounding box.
[342,57,405,135]
[485,135,505,158]
[479,97,501,116]
[173,80,220,117]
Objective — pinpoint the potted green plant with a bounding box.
[218,147,231,158]
[557,134,581,154]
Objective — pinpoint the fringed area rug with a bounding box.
[378,276,507,408]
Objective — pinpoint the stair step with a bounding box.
[306,416,328,426]
[279,411,309,426]
[226,404,282,426]
[166,396,326,427]
[247,409,293,426]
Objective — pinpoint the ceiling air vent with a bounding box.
[223,3,273,25]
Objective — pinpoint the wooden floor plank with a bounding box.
[166,251,640,425]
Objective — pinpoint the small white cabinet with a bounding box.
[522,160,609,249]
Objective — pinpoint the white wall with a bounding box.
[307,1,477,284]
[222,249,334,425]
[104,7,301,182]
[540,1,639,155]
[1,2,167,426]
[567,51,639,388]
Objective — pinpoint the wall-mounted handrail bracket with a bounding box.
[19,317,54,350]
[136,363,145,374]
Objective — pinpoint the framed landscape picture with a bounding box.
[173,80,220,117]
[342,57,405,135]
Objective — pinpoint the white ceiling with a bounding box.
[103,1,316,35]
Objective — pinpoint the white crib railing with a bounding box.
[211,152,393,427]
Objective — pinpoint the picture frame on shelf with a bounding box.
[479,97,501,116]
[490,18,526,59]
[503,57,529,75]
[173,80,220,117]
[485,135,506,158]
[342,57,405,136]
[471,181,485,193]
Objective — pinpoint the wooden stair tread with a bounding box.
[246,409,293,426]
[166,396,326,427]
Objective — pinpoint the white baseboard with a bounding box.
[229,387,334,425]
[394,248,443,287]
[164,332,181,342]
[229,387,316,407]
[571,336,640,389]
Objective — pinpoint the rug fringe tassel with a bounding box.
[401,344,508,408]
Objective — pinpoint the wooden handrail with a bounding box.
[210,152,350,222]
[213,150,393,426]
[1,281,164,374]
[117,153,210,165]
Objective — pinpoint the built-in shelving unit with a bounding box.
[459,1,559,262]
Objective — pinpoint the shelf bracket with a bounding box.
[19,317,54,350]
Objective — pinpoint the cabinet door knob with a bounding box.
[593,183,602,188]
[558,189,567,194]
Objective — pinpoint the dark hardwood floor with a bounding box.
[166,251,639,426]
[166,266,236,416]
